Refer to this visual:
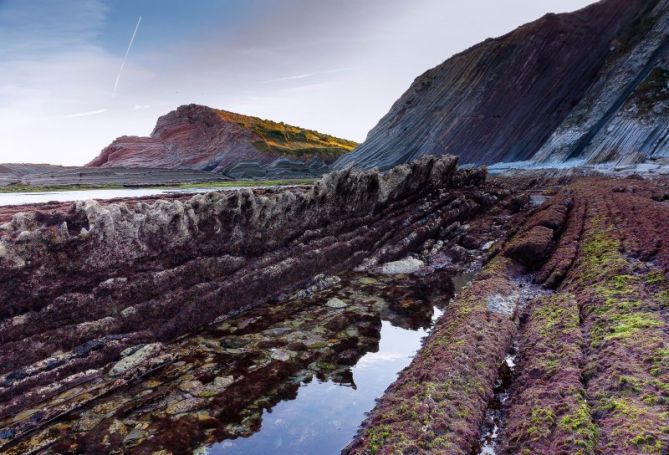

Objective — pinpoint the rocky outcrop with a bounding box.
[88,105,356,178]
[335,0,669,171]
[0,163,228,188]
[3,161,667,453]
[343,176,669,454]
[0,155,505,448]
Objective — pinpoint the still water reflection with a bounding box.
[212,311,441,455]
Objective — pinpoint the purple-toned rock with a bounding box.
[0,155,497,429]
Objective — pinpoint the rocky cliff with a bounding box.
[335,0,669,171]
[88,105,356,178]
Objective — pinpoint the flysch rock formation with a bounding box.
[335,0,669,171]
[0,155,510,451]
[2,156,668,453]
[88,105,357,179]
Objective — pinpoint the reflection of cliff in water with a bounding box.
[4,271,459,454]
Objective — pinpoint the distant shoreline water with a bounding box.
[0,185,305,206]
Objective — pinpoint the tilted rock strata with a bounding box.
[502,292,591,454]
[501,180,669,454]
[0,163,229,188]
[535,0,669,165]
[335,0,669,171]
[342,194,573,454]
[0,156,500,439]
[0,270,455,454]
[342,255,527,454]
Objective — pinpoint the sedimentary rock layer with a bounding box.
[0,155,505,450]
[335,0,669,170]
[88,105,356,178]
[0,270,457,454]
[342,192,571,454]
[3,158,668,453]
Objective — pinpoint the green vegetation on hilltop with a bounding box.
[217,110,357,161]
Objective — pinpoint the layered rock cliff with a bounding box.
[88,105,356,178]
[335,0,669,171]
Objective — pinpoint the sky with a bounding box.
[0,0,596,166]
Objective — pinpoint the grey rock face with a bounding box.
[335,0,669,171]
[0,163,228,188]
[535,0,669,165]
[226,157,330,179]
[325,297,348,309]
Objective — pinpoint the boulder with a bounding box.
[504,226,555,268]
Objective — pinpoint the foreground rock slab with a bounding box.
[0,155,515,451]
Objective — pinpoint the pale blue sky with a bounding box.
[0,0,596,165]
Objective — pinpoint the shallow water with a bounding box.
[0,186,271,206]
[212,309,442,455]
[477,350,517,455]
[2,271,464,454]
[529,194,548,206]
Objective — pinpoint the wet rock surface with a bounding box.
[0,155,520,452]
[3,156,667,454]
[0,270,455,454]
[344,175,669,455]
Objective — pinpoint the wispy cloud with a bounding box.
[261,68,352,84]
[0,0,109,59]
[356,351,406,368]
[59,108,108,119]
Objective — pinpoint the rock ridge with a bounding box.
[0,155,499,442]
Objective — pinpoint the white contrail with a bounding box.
[113,16,142,95]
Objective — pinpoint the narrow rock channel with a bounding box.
[214,273,463,454]
[475,347,517,455]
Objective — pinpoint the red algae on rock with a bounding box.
[503,293,595,454]
[342,255,538,454]
[341,186,577,455]
[343,176,669,455]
